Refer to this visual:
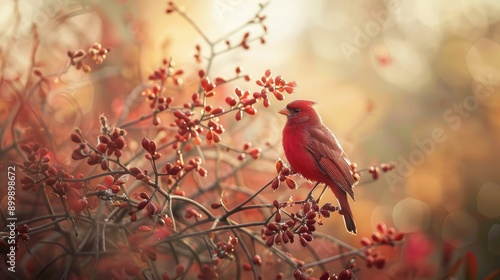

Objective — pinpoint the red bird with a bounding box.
[279,100,357,234]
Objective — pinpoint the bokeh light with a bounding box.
[488,224,500,256]
[393,198,431,232]
[2,0,500,278]
[477,182,500,219]
[442,210,477,248]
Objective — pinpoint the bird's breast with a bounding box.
[282,126,328,183]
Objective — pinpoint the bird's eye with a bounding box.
[293,108,300,113]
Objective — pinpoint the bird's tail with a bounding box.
[342,207,357,235]
[337,193,357,235]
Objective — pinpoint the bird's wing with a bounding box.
[307,127,356,200]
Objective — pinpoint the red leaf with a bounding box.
[201,77,211,91]
[285,177,297,190]
[446,258,464,278]
[377,223,387,234]
[484,269,500,280]
[141,138,150,152]
[360,237,372,247]
[465,252,477,280]
[275,159,283,174]
[116,174,130,184]
[215,77,226,85]
[104,175,114,187]
[139,225,153,232]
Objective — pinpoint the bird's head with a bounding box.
[278,100,320,124]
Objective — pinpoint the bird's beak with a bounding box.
[278,107,290,116]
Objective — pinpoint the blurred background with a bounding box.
[1,0,499,278]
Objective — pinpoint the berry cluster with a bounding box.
[319,269,353,280]
[18,144,88,213]
[71,117,127,171]
[360,223,405,269]
[67,42,110,73]
[292,268,354,280]
[213,236,238,260]
[147,58,183,85]
[272,159,298,190]
[262,197,337,248]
